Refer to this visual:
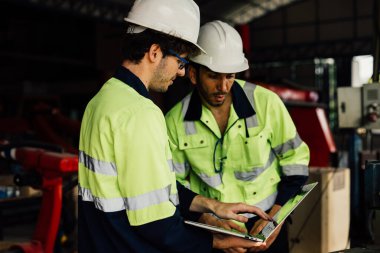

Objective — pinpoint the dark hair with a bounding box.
[122,24,199,64]
[189,62,202,71]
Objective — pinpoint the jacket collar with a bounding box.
[113,65,151,99]
[184,81,256,121]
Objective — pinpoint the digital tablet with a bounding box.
[185,182,318,242]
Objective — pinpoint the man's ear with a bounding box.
[147,44,162,63]
[188,65,197,86]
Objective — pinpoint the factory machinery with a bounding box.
[0,143,77,253]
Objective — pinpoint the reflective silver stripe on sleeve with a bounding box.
[79,184,176,212]
[170,193,180,206]
[240,191,278,219]
[79,185,126,212]
[198,172,223,188]
[272,133,303,156]
[79,150,117,176]
[282,164,309,176]
[172,161,190,175]
[182,94,197,135]
[124,184,172,211]
[167,159,174,172]
[234,151,276,181]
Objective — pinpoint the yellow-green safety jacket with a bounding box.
[78,76,178,226]
[165,79,310,218]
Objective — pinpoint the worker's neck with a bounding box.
[122,60,152,91]
[201,93,232,134]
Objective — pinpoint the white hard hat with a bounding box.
[190,20,249,73]
[124,0,204,52]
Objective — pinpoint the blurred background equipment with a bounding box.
[338,83,380,129]
[0,142,78,253]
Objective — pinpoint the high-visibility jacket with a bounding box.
[78,77,177,226]
[78,66,212,253]
[165,79,310,219]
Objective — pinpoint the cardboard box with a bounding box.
[288,167,350,253]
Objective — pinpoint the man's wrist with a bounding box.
[212,234,223,249]
[205,197,219,214]
[190,195,220,213]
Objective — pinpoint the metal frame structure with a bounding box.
[4,0,132,23]
[249,0,375,63]
[251,38,372,62]
[6,0,300,25]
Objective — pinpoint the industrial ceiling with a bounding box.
[0,0,376,85]
[6,0,300,25]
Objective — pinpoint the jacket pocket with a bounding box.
[228,130,271,168]
[178,134,209,150]
[178,134,213,174]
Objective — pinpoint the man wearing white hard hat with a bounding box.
[166,20,310,253]
[78,1,271,252]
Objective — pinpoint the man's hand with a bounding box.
[247,204,282,252]
[200,214,250,253]
[247,222,283,252]
[212,201,272,223]
[190,195,272,223]
[198,213,247,233]
[213,233,266,253]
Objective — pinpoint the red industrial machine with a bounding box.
[289,107,336,167]
[257,82,337,167]
[0,146,77,253]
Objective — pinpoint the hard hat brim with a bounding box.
[124,18,206,54]
[192,58,249,73]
